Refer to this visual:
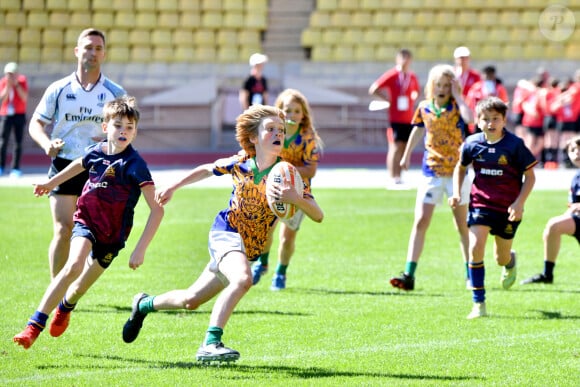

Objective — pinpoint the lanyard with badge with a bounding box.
[397,71,411,111]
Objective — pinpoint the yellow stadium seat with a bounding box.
[310,11,331,27]
[466,27,489,43]
[223,0,243,11]
[427,28,447,43]
[114,0,135,11]
[373,11,393,26]
[339,0,359,10]
[157,0,179,11]
[4,11,26,27]
[0,28,19,45]
[159,12,180,29]
[194,45,217,62]
[455,10,478,26]
[93,12,116,29]
[41,46,65,62]
[502,43,525,60]
[317,0,338,10]
[0,47,19,61]
[202,11,223,28]
[415,11,435,27]
[311,45,333,61]
[544,42,566,59]
[217,45,240,63]
[423,0,445,8]
[27,11,49,28]
[245,13,267,29]
[67,0,90,10]
[136,0,156,11]
[195,30,215,46]
[217,30,237,45]
[201,0,222,11]
[333,45,354,61]
[23,0,45,10]
[239,44,263,60]
[223,11,245,29]
[375,45,397,61]
[523,43,547,59]
[174,46,195,61]
[446,27,468,43]
[565,42,580,60]
[131,45,153,62]
[487,27,510,43]
[108,29,130,45]
[399,0,423,8]
[107,46,130,62]
[18,46,42,62]
[520,10,539,26]
[49,11,70,27]
[435,10,455,26]
[392,11,413,26]
[499,11,519,26]
[461,0,486,9]
[238,29,261,46]
[527,28,547,42]
[153,46,175,62]
[92,0,114,11]
[151,30,172,47]
[64,29,79,45]
[181,12,202,28]
[354,44,375,61]
[128,29,151,45]
[322,29,343,44]
[46,0,68,11]
[20,28,42,46]
[406,28,426,43]
[478,11,499,27]
[0,0,20,10]
[43,29,64,46]
[136,12,157,28]
[173,29,194,46]
[246,0,268,11]
[115,11,137,29]
[417,45,443,61]
[478,44,502,60]
[343,28,364,44]
[332,11,352,27]
[504,0,528,7]
[301,28,320,46]
[70,12,93,27]
[362,28,384,44]
[352,11,373,27]
[361,0,382,10]
[508,27,528,43]
[384,28,404,44]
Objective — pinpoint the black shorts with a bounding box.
[543,115,557,130]
[526,126,544,137]
[513,112,524,126]
[388,123,413,142]
[49,157,89,196]
[467,207,521,240]
[557,121,579,133]
[72,222,123,269]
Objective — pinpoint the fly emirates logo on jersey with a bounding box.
[65,106,104,124]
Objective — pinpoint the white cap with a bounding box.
[4,62,18,73]
[249,53,268,66]
[453,46,470,58]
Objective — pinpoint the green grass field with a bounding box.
[1,185,578,386]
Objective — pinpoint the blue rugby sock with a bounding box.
[469,262,485,303]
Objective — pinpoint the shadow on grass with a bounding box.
[515,288,580,294]
[42,353,480,382]
[298,287,445,297]
[82,305,310,317]
[532,310,580,320]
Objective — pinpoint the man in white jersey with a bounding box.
[29,28,126,278]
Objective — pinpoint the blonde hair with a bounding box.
[424,64,460,100]
[274,88,324,151]
[236,104,284,157]
[102,95,140,123]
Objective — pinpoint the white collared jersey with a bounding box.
[33,72,126,160]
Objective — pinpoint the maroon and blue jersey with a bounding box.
[73,142,154,245]
[460,129,537,212]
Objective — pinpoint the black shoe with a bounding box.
[122,293,149,343]
[390,272,415,291]
[520,273,553,285]
[196,342,240,363]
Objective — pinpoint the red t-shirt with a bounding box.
[372,67,420,124]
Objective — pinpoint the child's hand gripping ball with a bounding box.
[266,161,303,219]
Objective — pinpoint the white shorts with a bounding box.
[207,230,246,285]
[415,175,471,207]
[282,209,305,231]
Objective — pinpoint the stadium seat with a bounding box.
[194,45,217,62]
[362,28,383,44]
[223,11,245,29]
[479,44,502,60]
[217,30,238,45]
[523,43,547,59]
[18,46,41,62]
[417,45,443,61]
[92,12,116,29]
[565,42,580,60]
[115,11,137,29]
[49,12,70,27]
[69,12,93,27]
[384,29,405,44]
[173,29,194,46]
[311,45,333,61]
[375,45,398,61]
[427,28,447,43]
[372,11,393,26]
[151,30,172,47]
[135,0,156,11]
[351,11,372,27]
[0,28,18,45]
[415,11,435,27]
[108,29,130,45]
[157,0,179,11]
[245,13,267,29]
[392,11,413,26]
[201,0,221,11]
[67,0,91,10]
[91,0,114,11]
[136,12,157,28]
[361,0,382,10]
[343,28,364,44]
[0,46,18,61]
[487,27,510,43]
[153,46,175,62]
[43,29,64,47]
[508,27,528,43]
[333,45,354,62]
[435,10,455,26]
[223,0,244,11]
[406,28,425,43]
[317,0,338,10]
[195,30,215,46]
[217,45,240,63]
[446,27,468,43]
[238,29,261,47]
[477,11,499,27]
[310,11,332,27]
[131,46,153,62]
[19,28,42,46]
[4,11,26,27]
[466,27,489,43]
[246,0,268,12]
[455,10,478,26]
[502,43,525,60]
[301,28,320,46]
[331,11,352,27]
[159,12,180,29]
[64,29,80,45]
[174,46,195,62]
[339,0,359,10]
[181,12,202,28]
[322,29,342,44]
[354,44,375,61]
[27,11,50,28]
[22,0,45,10]
[520,10,539,26]
[0,0,20,10]
[129,30,151,46]
[112,0,134,11]
[41,46,65,62]
[202,11,223,28]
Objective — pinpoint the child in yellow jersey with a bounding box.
[121,104,323,363]
[250,88,324,290]
[390,64,474,291]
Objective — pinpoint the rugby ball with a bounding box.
[266,161,303,219]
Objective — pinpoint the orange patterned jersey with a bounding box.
[412,99,467,177]
[281,126,321,188]
[211,154,312,260]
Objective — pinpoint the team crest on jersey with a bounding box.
[97,93,107,107]
[498,155,508,165]
[105,166,116,177]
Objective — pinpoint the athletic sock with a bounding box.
[405,261,417,278]
[204,326,223,346]
[57,297,76,313]
[276,263,288,275]
[469,262,485,303]
[259,252,269,266]
[138,296,156,314]
[28,311,49,331]
[543,261,555,278]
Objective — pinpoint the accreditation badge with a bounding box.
[397,95,409,111]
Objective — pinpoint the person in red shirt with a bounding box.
[466,65,509,133]
[453,47,481,98]
[0,62,28,177]
[551,73,580,167]
[369,49,420,188]
[521,75,547,162]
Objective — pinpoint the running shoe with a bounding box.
[49,308,71,337]
[13,325,41,349]
[122,293,149,343]
[196,342,240,363]
[520,273,553,284]
[501,251,517,290]
[251,263,268,285]
[390,272,414,291]
[270,274,286,291]
[467,302,487,319]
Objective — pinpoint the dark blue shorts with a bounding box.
[467,207,521,240]
[72,222,124,269]
[49,157,89,196]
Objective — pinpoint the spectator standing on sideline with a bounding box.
[466,65,509,133]
[369,49,420,188]
[239,53,269,111]
[453,46,481,98]
[0,62,28,178]
[28,28,126,279]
